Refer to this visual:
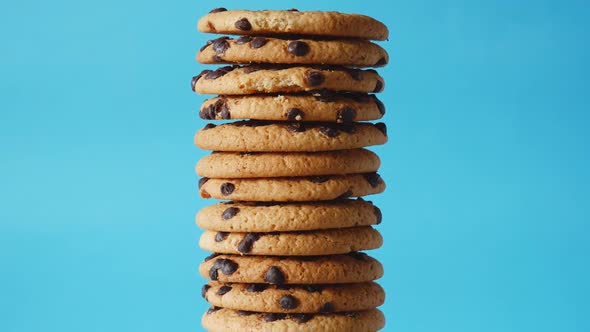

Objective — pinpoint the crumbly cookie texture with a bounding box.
[198,93,385,122]
[194,121,387,152]
[199,227,383,256]
[198,173,386,202]
[198,36,388,68]
[198,9,389,40]
[202,308,385,332]
[191,65,385,95]
[202,282,385,314]
[196,149,380,178]
[199,253,383,284]
[196,199,382,232]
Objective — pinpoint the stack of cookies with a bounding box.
[192,8,389,332]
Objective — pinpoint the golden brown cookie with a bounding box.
[200,252,383,284]
[198,93,385,122]
[202,307,385,332]
[198,8,389,40]
[191,65,384,95]
[198,173,385,202]
[198,36,388,68]
[200,227,382,256]
[202,282,385,314]
[196,200,382,232]
[196,149,380,178]
[194,121,387,152]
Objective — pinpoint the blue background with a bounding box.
[1,0,588,331]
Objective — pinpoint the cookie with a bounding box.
[196,149,380,178]
[202,282,384,314]
[198,173,385,201]
[196,199,382,232]
[198,9,389,41]
[198,36,388,68]
[202,308,385,332]
[198,93,385,122]
[200,227,382,256]
[200,252,383,284]
[191,65,384,95]
[194,121,387,152]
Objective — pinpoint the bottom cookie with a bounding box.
[202,307,385,332]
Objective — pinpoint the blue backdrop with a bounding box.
[1,1,589,331]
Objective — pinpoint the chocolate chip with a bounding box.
[205,65,236,80]
[319,125,339,138]
[220,104,230,119]
[291,314,313,323]
[198,177,209,189]
[216,285,232,296]
[236,36,252,44]
[320,302,335,313]
[203,252,220,261]
[336,190,353,199]
[206,306,221,314]
[345,68,362,81]
[347,251,369,261]
[222,207,240,220]
[203,123,217,130]
[234,18,252,31]
[375,57,387,66]
[288,41,310,56]
[237,310,256,316]
[265,266,286,284]
[373,80,383,92]
[308,176,330,183]
[201,284,210,299]
[305,71,325,87]
[373,206,382,224]
[247,284,269,292]
[209,258,239,280]
[336,107,357,123]
[303,285,323,293]
[363,173,383,188]
[212,37,230,54]
[192,71,210,91]
[372,95,385,115]
[237,233,261,253]
[287,8,299,11]
[199,40,213,52]
[212,53,222,61]
[250,37,268,49]
[220,183,235,196]
[375,122,387,136]
[286,108,304,121]
[243,65,264,74]
[215,232,228,242]
[287,122,306,132]
[279,295,298,309]
[209,7,227,13]
[264,313,287,322]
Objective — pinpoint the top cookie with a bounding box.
[198,36,388,68]
[198,9,389,41]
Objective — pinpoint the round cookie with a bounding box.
[194,121,387,152]
[198,36,388,68]
[196,199,382,232]
[196,149,380,178]
[202,282,385,314]
[198,8,389,40]
[198,173,385,201]
[200,252,383,284]
[191,65,384,95]
[198,93,385,122]
[200,227,383,256]
[202,308,385,332]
